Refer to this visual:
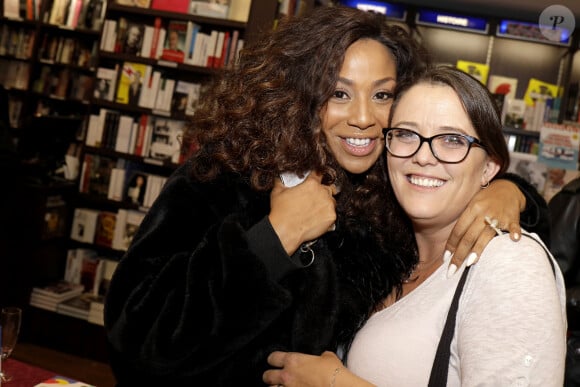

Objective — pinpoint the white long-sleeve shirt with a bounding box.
[347,232,567,386]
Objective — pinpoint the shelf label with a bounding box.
[497,19,572,46]
[416,10,488,34]
[157,60,178,68]
[340,1,407,20]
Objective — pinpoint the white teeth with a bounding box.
[409,176,444,187]
[346,138,371,146]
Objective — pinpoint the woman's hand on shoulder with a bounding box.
[445,179,525,276]
[269,172,338,255]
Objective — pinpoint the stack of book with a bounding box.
[29,281,85,312]
[88,297,105,326]
[56,293,103,320]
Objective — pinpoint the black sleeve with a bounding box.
[548,179,580,286]
[497,172,550,246]
[245,217,302,281]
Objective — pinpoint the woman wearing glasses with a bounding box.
[264,66,566,386]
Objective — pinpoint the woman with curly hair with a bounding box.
[105,6,546,386]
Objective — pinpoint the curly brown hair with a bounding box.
[185,6,429,262]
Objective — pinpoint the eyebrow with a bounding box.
[337,76,396,87]
[392,122,471,135]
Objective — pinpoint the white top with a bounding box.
[347,232,567,387]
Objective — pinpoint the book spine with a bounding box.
[149,17,162,59]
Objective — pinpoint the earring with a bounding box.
[481,180,490,189]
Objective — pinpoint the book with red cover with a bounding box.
[150,0,188,13]
[160,20,187,63]
[94,211,116,248]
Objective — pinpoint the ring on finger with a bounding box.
[484,216,502,236]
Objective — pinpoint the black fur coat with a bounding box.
[105,159,397,386]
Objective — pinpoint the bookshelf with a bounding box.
[0,0,105,129]
[73,0,281,264]
[503,126,540,154]
[1,0,282,362]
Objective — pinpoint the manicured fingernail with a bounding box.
[513,232,520,241]
[466,252,478,267]
[443,250,452,261]
[447,263,457,278]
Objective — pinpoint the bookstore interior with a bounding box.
[0,0,579,385]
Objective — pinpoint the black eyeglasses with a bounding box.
[383,128,486,164]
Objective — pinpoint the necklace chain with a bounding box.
[402,253,443,284]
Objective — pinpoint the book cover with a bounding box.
[81,0,105,31]
[171,80,200,115]
[114,0,150,7]
[456,60,489,85]
[115,62,149,106]
[107,167,126,201]
[507,152,548,194]
[190,0,229,19]
[70,208,100,243]
[227,0,249,22]
[112,209,146,251]
[88,302,105,326]
[503,98,526,129]
[48,0,69,26]
[122,21,145,55]
[56,292,103,320]
[100,19,116,51]
[153,76,175,112]
[124,170,148,206]
[142,174,166,208]
[148,17,162,59]
[41,195,68,240]
[32,280,85,301]
[3,0,20,18]
[160,20,187,63]
[537,122,580,170]
[132,114,151,156]
[150,0,189,13]
[524,78,561,107]
[29,297,59,312]
[114,114,135,154]
[94,211,116,248]
[34,375,95,386]
[78,153,116,197]
[96,259,118,296]
[137,68,160,109]
[148,118,185,163]
[488,74,518,101]
[64,248,98,285]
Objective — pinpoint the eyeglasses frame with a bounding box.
[382,127,486,164]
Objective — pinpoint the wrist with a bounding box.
[268,214,302,255]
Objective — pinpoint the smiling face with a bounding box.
[387,82,499,231]
[321,38,397,175]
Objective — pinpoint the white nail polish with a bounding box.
[466,252,478,267]
[447,263,457,278]
[443,250,452,261]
